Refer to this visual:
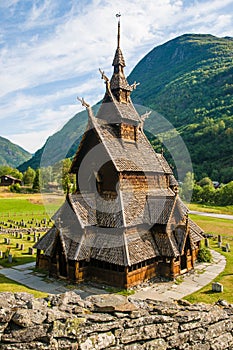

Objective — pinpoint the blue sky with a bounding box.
[0,0,233,153]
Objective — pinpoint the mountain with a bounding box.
[128,34,233,181]
[0,136,31,168]
[18,34,233,182]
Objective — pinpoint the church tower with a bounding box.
[34,17,203,289]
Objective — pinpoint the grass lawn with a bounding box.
[189,214,233,237]
[185,240,233,304]
[0,274,47,298]
[184,214,233,304]
[188,203,233,215]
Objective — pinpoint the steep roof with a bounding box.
[89,115,171,173]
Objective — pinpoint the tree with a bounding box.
[192,184,203,203]
[23,167,36,186]
[180,172,194,202]
[198,177,213,187]
[62,158,76,194]
[216,181,233,206]
[32,169,41,192]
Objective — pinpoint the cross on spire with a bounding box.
[116,13,121,48]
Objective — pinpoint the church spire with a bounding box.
[117,13,121,49]
[110,14,131,102]
[112,13,126,68]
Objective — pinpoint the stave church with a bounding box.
[34,18,203,289]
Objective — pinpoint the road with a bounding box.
[190,211,233,220]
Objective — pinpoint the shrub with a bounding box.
[197,246,212,263]
[9,183,21,193]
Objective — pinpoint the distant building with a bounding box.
[0,175,22,186]
[34,19,203,289]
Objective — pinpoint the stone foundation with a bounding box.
[0,291,232,349]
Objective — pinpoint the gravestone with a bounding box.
[218,235,222,243]
[212,282,223,292]
[28,247,34,255]
[226,243,230,252]
[16,243,19,249]
[20,244,24,251]
[8,254,12,263]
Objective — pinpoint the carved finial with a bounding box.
[116,13,121,48]
[141,110,151,122]
[139,111,152,131]
[77,96,90,108]
[131,81,140,90]
[99,68,109,82]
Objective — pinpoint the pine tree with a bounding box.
[32,169,41,192]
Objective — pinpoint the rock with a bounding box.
[210,333,233,350]
[174,310,202,323]
[49,291,82,307]
[79,331,115,350]
[216,299,228,307]
[46,308,73,323]
[0,292,16,308]
[86,294,137,313]
[12,308,47,327]
[205,320,233,341]
[52,317,86,338]
[177,299,192,306]
[1,324,50,343]
[85,313,116,323]
[0,308,14,323]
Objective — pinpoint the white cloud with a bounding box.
[0,0,233,152]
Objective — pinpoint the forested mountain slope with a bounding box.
[128,34,233,181]
[0,136,31,168]
[19,34,233,182]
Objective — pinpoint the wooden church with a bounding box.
[35,18,203,289]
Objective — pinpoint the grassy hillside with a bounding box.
[128,34,233,181]
[19,34,233,181]
[0,136,31,168]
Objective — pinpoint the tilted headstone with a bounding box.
[212,282,223,292]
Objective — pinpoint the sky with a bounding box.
[0,0,233,153]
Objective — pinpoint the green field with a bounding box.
[0,192,63,221]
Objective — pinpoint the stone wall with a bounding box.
[0,291,232,349]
